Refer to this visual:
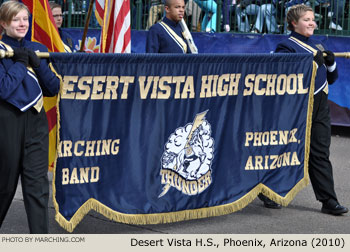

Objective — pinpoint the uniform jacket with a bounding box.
[0,34,60,111]
[275,31,338,94]
[146,16,190,53]
[59,28,74,52]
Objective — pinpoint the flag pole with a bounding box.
[79,0,95,52]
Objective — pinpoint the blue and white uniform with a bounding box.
[275,31,339,204]
[275,31,338,94]
[0,34,60,111]
[59,28,74,52]
[0,34,60,234]
[146,16,190,53]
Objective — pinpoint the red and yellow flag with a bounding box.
[22,0,65,171]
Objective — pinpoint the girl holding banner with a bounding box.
[0,1,60,233]
[260,4,348,216]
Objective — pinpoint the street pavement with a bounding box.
[1,127,349,234]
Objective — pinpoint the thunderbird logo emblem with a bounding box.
[159,110,214,197]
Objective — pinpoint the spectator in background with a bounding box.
[235,0,260,32]
[328,0,345,31]
[185,0,202,31]
[256,0,279,33]
[235,0,279,33]
[222,0,234,32]
[49,1,73,52]
[147,0,165,29]
[194,0,217,32]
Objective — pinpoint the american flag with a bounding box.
[95,0,131,53]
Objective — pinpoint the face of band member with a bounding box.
[1,9,29,41]
[293,11,316,37]
[165,0,185,23]
[52,7,63,28]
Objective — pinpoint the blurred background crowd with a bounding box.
[0,0,347,35]
[18,0,350,36]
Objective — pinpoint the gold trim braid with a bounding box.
[160,21,187,53]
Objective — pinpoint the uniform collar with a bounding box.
[162,16,179,28]
[1,34,26,48]
[290,31,310,43]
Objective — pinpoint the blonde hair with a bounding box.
[286,4,314,31]
[0,1,30,28]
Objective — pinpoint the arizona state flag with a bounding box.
[22,0,65,170]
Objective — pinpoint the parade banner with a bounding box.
[66,29,350,126]
[51,53,315,232]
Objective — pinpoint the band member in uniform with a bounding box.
[0,1,60,233]
[49,1,73,52]
[259,4,348,215]
[146,0,197,53]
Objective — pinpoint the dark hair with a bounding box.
[165,0,183,7]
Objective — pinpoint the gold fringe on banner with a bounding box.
[53,179,309,233]
[52,62,316,233]
[258,60,316,206]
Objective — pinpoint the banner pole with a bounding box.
[333,52,350,58]
[79,0,94,52]
[1,50,350,59]
[0,49,50,58]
